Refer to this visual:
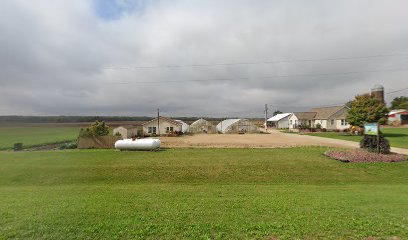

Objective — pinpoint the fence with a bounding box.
[77,136,121,149]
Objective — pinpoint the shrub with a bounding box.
[322,128,327,132]
[79,121,110,137]
[360,134,391,154]
[316,123,321,129]
[59,142,77,150]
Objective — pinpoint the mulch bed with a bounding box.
[324,149,407,163]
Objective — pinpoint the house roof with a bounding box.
[335,110,348,119]
[389,109,408,115]
[309,105,345,119]
[114,125,138,130]
[191,118,212,126]
[216,119,241,133]
[142,116,182,126]
[267,113,292,122]
[292,112,316,120]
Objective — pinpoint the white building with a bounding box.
[112,126,142,139]
[216,119,259,134]
[310,105,350,130]
[388,109,408,125]
[288,112,316,130]
[189,118,216,134]
[267,113,292,129]
[142,116,185,136]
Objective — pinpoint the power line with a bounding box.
[103,53,408,69]
[386,87,408,94]
[105,67,408,85]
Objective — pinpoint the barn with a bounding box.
[216,119,260,134]
[388,109,408,125]
[188,118,216,134]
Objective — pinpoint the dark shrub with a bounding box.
[322,128,327,132]
[360,134,390,154]
[59,142,77,150]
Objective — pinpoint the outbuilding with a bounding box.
[188,118,216,134]
[216,119,260,134]
[113,126,142,139]
[388,109,408,125]
[267,113,292,129]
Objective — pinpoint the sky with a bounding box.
[0,0,408,117]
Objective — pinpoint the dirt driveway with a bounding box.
[159,130,408,155]
[160,130,357,148]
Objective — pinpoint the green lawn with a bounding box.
[0,126,79,150]
[0,148,407,239]
[307,127,408,149]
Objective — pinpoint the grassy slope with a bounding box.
[308,127,408,149]
[0,127,79,150]
[0,148,407,239]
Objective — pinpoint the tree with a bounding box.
[273,110,283,116]
[391,96,408,109]
[346,94,389,127]
[79,121,110,137]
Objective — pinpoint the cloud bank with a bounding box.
[1,0,408,117]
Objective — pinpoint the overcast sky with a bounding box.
[1,0,408,117]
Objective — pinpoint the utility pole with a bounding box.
[157,108,160,135]
[264,104,268,132]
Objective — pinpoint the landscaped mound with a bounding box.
[325,149,407,163]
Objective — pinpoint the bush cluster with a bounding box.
[359,134,391,154]
[79,121,110,137]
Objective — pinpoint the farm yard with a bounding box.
[1,148,408,239]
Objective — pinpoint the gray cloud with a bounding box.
[1,0,408,117]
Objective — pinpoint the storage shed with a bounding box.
[188,118,216,134]
[267,113,292,129]
[216,119,260,134]
[113,126,142,139]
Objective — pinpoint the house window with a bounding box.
[341,119,348,126]
[290,120,292,125]
[148,127,157,134]
[166,126,174,133]
[331,119,334,125]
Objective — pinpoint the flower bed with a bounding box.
[324,149,407,163]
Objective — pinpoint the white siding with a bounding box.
[143,120,182,135]
[288,115,298,129]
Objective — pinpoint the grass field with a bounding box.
[0,126,79,150]
[307,127,408,149]
[0,148,407,239]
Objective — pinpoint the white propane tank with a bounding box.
[115,138,161,151]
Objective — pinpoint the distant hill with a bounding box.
[0,116,263,124]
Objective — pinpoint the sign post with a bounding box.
[364,123,380,154]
